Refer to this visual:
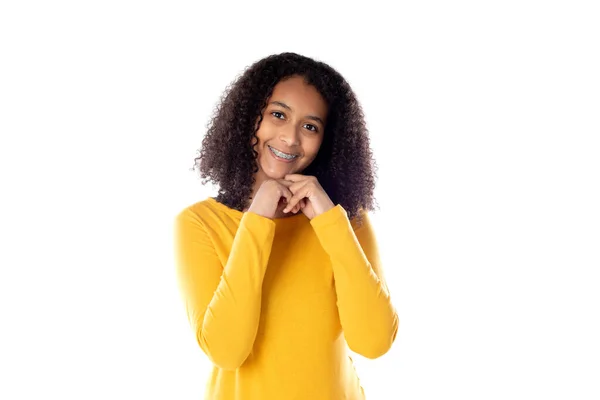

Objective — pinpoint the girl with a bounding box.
[174,52,399,399]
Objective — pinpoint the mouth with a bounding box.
[268,145,299,162]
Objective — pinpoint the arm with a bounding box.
[174,208,275,370]
[310,205,399,359]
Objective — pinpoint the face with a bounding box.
[252,75,328,183]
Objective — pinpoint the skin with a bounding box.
[244,75,329,217]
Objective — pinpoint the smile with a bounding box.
[268,145,298,161]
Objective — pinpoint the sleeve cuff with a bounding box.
[309,204,347,229]
[241,211,276,233]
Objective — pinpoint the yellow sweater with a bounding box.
[174,197,399,399]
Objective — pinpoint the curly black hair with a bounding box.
[192,52,379,225]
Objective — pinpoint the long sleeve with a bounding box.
[310,204,399,359]
[174,208,276,370]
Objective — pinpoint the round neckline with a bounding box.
[207,197,307,223]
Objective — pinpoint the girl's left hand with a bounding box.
[281,174,335,220]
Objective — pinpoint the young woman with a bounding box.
[174,52,399,399]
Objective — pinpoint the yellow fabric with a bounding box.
[174,197,399,399]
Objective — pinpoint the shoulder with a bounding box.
[175,196,244,234]
[349,207,372,232]
[174,197,215,228]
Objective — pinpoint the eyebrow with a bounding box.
[269,101,325,126]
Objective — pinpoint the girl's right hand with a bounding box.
[247,179,301,219]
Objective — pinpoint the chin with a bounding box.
[267,169,300,179]
[258,154,308,179]
[266,172,287,180]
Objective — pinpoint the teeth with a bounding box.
[270,146,297,159]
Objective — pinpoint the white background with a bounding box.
[1,1,599,399]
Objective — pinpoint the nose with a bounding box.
[279,124,300,147]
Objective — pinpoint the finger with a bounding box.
[283,190,306,213]
[278,184,293,204]
[291,201,301,213]
[296,199,307,211]
[277,179,294,187]
[277,178,307,194]
[284,199,298,213]
[284,174,307,182]
[283,180,309,201]
[289,199,299,212]
[288,181,308,195]
[286,187,295,204]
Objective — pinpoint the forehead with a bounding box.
[269,76,328,116]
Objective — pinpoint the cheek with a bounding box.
[254,121,276,142]
[252,128,267,147]
[305,140,323,158]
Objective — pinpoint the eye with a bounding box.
[304,124,318,133]
[271,111,318,132]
